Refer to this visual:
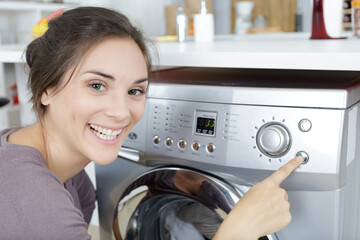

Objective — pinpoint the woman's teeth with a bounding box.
[89,123,122,140]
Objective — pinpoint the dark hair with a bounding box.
[26,7,152,119]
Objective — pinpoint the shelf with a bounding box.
[0,1,76,11]
[0,44,26,63]
[343,9,352,14]
[343,22,352,28]
[0,104,20,113]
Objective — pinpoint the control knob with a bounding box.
[256,123,291,157]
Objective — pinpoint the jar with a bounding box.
[352,0,360,37]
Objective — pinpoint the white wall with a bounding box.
[110,0,184,37]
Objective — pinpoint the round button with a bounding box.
[192,141,201,151]
[165,137,173,147]
[153,136,160,144]
[296,151,309,164]
[260,130,282,152]
[256,123,291,157]
[299,119,312,132]
[178,139,187,149]
[207,143,216,153]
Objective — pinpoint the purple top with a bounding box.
[0,128,96,239]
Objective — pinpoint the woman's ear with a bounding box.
[40,88,54,106]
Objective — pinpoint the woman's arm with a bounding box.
[213,157,303,240]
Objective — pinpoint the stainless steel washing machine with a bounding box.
[96,67,360,240]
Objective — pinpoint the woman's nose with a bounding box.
[104,93,131,122]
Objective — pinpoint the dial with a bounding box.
[256,123,291,157]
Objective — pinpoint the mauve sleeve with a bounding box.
[73,169,96,225]
[0,151,92,240]
[0,130,93,240]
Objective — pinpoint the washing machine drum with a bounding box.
[113,167,275,240]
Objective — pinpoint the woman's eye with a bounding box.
[128,89,144,96]
[90,83,105,91]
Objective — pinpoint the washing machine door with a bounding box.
[113,167,277,240]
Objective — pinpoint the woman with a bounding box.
[0,7,302,240]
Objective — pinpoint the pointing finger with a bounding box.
[268,156,303,186]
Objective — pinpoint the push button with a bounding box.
[178,139,187,149]
[207,143,216,153]
[153,136,160,144]
[165,137,173,147]
[296,151,309,164]
[192,141,201,151]
[298,119,312,132]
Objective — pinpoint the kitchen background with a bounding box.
[0,0,355,130]
[1,0,352,45]
[0,0,303,127]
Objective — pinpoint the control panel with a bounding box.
[143,98,343,173]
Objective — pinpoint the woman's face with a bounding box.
[41,38,148,165]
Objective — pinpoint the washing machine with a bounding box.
[96,67,360,240]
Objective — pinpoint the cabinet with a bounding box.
[0,1,76,44]
[0,1,77,129]
[0,61,20,130]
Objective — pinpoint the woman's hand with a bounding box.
[214,157,303,240]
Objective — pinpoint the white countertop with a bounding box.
[2,33,360,70]
[154,33,360,71]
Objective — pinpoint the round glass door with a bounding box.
[113,167,276,240]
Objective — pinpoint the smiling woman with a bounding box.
[38,37,148,167]
[0,7,150,240]
[0,6,302,240]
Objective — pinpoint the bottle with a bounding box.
[352,0,360,37]
[193,0,214,42]
[176,7,188,42]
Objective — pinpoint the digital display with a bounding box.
[196,117,216,135]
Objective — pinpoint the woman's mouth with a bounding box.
[88,123,123,141]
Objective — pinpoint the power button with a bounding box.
[296,151,309,164]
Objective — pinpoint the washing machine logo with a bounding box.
[128,132,138,140]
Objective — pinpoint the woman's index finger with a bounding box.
[268,157,303,186]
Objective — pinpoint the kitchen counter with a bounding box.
[1,33,360,71]
[153,32,360,71]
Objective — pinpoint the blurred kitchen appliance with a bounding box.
[310,0,345,39]
[96,67,360,240]
[234,1,254,34]
[231,0,297,33]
